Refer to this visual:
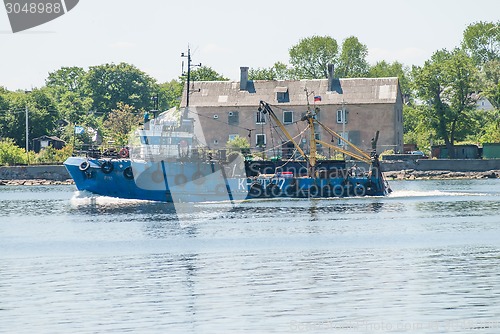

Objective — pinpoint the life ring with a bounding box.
[354,184,366,196]
[174,173,188,186]
[119,147,129,159]
[123,166,134,179]
[79,161,90,171]
[266,183,281,197]
[100,160,114,174]
[191,171,205,185]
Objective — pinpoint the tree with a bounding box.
[249,62,293,80]
[158,79,183,110]
[288,35,339,79]
[185,66,228,82]
[479,59,500,110]
[368,60,411,98]
[461,21,500,66]
[0,88,59,148]
[84,63,158,114]
[337,36,369,78]
[46,66,86,96]
[0,138,26,166]
[411,49,479,157]
[103,103,141,146]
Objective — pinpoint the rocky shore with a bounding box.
[0,179,74,186]
[384,170,500,180]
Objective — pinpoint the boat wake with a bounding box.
[388,189,487,198]
[70,191,153,207]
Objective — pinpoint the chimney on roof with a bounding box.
[327,64,335,91]
[240,66,249,91]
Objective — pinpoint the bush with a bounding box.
[0,138,27,166]
[35,145,73,164]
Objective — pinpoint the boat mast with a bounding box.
[304,88,317,172]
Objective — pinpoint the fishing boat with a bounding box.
[64,99,390,202]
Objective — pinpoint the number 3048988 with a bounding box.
[5,2,62,14]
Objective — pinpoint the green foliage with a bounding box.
[249,62,292,80]
[368,60,411,97]
[34,144,73,164]
[158,80,183,110]
[411,48,479,155]
[336,36,369,78]
[84,63,158,114]
[403,105,436,153]
[226,135,250,153]
[461,21,499,66]
[479,60,500,109]
[102,103,141,146]
[183,66,228,82]
[0,138,26,166]
[289,35,339,79]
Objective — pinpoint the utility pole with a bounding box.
[181,47,201,118]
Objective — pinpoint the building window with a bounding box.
[283,111,293,124]
[228,134,238,141]
[228,111,239,125]
[256,111,266,124]
[337,109,348,124]
[256,134,266,146]
[275,87,289,103]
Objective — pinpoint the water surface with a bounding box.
[1,180,500,333]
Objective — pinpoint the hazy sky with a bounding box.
[1,0,499,91]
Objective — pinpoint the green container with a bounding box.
[482,143,500,159]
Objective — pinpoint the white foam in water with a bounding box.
[389,189,486,198]
[70,191,152,207]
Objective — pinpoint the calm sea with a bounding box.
[1,179,500,333]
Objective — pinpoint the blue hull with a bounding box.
[64,157,388,203]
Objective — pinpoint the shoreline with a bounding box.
[1,170,499,186]
[0,179,75,186]
[383,170,500,180]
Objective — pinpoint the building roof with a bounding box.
[182,77,400,108]
[33,135,65,142]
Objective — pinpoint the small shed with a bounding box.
[482,143,500,159]
[33,135,65,153]
[431,144,479,159]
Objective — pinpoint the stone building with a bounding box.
[181,66,403,157]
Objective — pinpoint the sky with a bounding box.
[0,0,499,91]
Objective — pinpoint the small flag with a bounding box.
[314,96,322,102]
[74,126,85,134]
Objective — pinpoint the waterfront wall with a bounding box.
[1,159,500,182]
[380,159,500,172]
[0,165,71,181]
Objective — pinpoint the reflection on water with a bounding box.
[1,179,500,333]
